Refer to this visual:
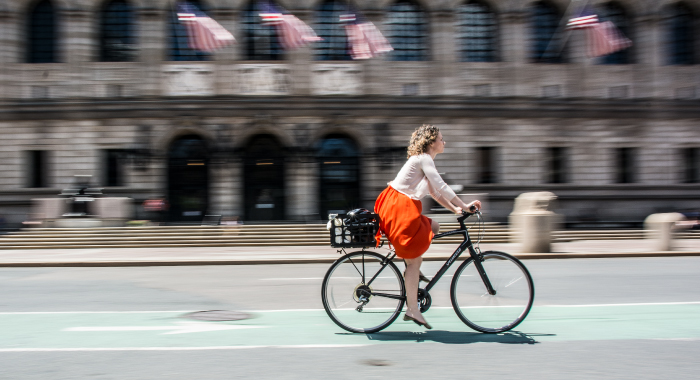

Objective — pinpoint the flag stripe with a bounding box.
[177,2,235,53]
[567,8,632,58]
[260,13,321,50]
[343,18,393,60]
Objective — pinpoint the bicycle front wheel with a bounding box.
[322,251,405,333]
[450,251,534,333]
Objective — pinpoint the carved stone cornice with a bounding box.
[61,8,90,19]
[500,11,527,23]
[138,7,162,19]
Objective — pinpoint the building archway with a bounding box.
[243,135,286,221]
[316,134,360,218]
[167,134,209,222]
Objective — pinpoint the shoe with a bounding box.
[403,271,431,283]
[419,272,431,283]
[403,314,433,330]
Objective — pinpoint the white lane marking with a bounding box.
[0,344,369,353]
[543,302,700,307]
[654,338,700,341]
[0,301,699,315]
[64,323,265,335]
[0,311,191,315]
[261,277,395,281]
[260,275,461,281]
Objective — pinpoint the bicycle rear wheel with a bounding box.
[450,251,534,333]
[322,251,405,333]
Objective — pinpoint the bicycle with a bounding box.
[321,209,535,334]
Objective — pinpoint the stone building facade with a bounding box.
[1,0,699,226]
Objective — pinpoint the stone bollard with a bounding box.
[30,198,69,220]
[91,197,134,219]
[509,192,560,253]
[90,198,134,226]
[644,213,686,251]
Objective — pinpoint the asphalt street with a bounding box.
[0,257,699,379]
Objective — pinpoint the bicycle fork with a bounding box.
[468,245,496,296]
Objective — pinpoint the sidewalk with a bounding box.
[0,239,699,267]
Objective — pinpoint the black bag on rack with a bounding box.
[328,208,381,248]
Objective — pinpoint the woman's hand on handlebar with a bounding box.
[464,200,482,214]
[453,206,463,215]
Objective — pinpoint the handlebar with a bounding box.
[457,206,480,230]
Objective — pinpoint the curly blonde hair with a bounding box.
[407,124,440,158]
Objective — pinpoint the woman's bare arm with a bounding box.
[433,194,460,214]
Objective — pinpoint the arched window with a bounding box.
[168,0,210,61]
[241,0,284,60]
[315,0,351,60]
[457,0,498,62]
[666,2,695,65]
[530,1,563,63]
[27,0,57,63]
[599,2,631,64]
[100,0,137,62]
[244,135,286,221]
[316,135,360,217]
[386,0,429,61]
[167,135,210,222]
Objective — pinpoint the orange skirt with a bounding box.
[374,186,434,259]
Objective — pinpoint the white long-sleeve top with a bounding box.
[390,153,457,201]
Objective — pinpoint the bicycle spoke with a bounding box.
[505,276,523,288]
[345,256,365,282]
[322,251,405,333]
[451,251,534,333]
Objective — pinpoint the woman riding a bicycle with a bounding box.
[374,124,481,329]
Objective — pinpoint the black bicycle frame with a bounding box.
[364,212,496,300]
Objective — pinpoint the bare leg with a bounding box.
[404,256,427,324]
[431,220,440,235]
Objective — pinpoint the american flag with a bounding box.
[177,2,235,53]
[567,7,631,58]
[259,3,321,50]
[340,14,393,60]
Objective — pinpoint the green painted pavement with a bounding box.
[0,303,698,350]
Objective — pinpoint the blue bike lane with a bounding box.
[0,302,699,351]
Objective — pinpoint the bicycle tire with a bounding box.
[322,251,405,333]
[450,251,534,333]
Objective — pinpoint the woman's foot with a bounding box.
[403,312,432,330]
[418,272,430,283]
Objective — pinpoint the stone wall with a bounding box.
[0,0,699,226]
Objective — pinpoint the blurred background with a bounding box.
[1,0,699,230]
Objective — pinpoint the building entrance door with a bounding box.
[243,135,285,221]
[167,135,209,222]
[317,135,360,219]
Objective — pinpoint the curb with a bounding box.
[1,251,699,267]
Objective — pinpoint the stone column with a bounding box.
[0,7,18,64]
[288,9,314,96]
[0,7,18,100]
[633,13,658,98]
[60,8,92,98]
[60,8,92,65]
[208,8,238,62]
[429,10,456,96]
[501,10,527,97]
[138,7,166,97]
[363,10,386,96]
[229,159,244,218]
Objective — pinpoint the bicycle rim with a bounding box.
[451,251,534,333]
[322,251,405,333]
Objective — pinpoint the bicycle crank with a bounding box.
[417,288,432,313]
